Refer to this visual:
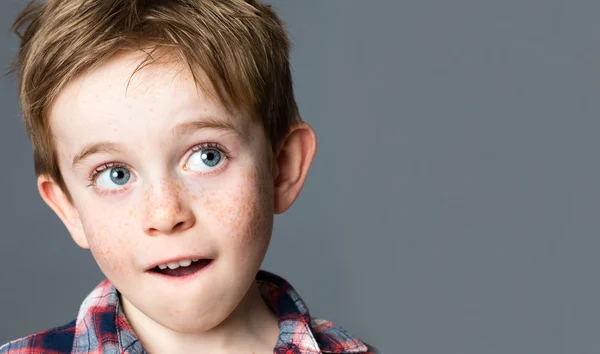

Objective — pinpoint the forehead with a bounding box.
[49,51,252,158]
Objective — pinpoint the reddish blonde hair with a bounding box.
[11,0,300,200]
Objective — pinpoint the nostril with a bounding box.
[173,219,194,233]
[173,221,185,231]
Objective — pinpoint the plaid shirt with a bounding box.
[1,270,377,354]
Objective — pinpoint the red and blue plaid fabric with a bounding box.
[1,270,377,353]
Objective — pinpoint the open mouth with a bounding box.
[149,259,212,277]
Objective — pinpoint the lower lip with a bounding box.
[146,260,214,283]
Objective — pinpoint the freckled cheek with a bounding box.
[81,214,137,276]
[202,172,273,248]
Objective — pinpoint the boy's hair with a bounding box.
[11,0,299,202]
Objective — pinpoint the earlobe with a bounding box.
[37,175,89,249]
[273,122,317,214]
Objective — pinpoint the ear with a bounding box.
[37,174,89,249]
[273,121,317,214]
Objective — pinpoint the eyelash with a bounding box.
[189,142,230,158]
[86,162,128,187]
[86,142,230,189]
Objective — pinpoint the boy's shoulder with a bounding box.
[310,317,380,354]
[0,319,76,354]
[257,271,379,353]
[0,278,119,354]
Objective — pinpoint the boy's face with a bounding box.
[45,51,276,332]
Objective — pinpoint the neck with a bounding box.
[121,282,280,353]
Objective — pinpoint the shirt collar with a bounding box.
[72,270,369,354]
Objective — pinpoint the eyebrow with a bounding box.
[72,142,128,169]
[170,116,241,139]
[71,116,241,168]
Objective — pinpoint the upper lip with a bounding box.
[146,255,213,270]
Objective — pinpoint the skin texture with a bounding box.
[37,51,317,353]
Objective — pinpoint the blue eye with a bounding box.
[187,148,223,171]
[96,166,131,189]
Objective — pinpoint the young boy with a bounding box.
[1,0,377,353]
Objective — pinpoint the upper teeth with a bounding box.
[157,258,200,270]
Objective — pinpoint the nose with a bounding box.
[142,178,196,236]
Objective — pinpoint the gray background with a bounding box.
[1,0,599,353]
